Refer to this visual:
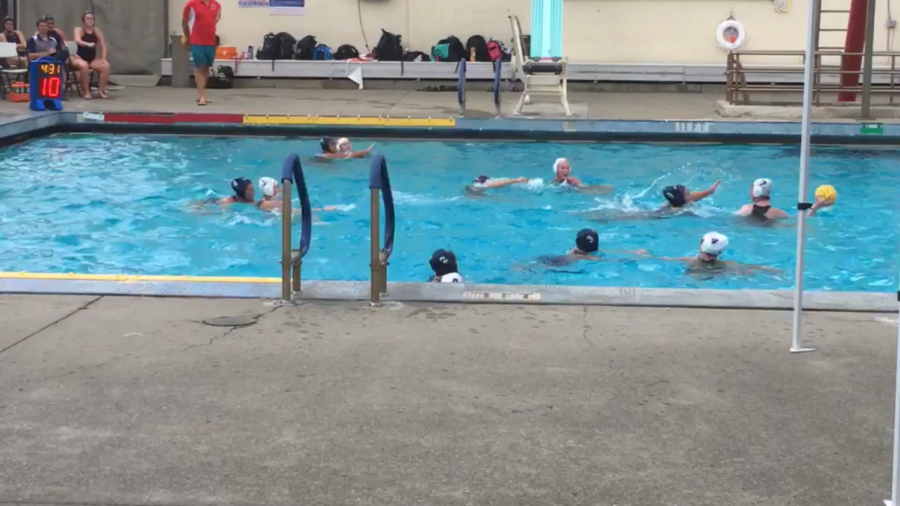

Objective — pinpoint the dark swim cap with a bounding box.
[662,185,687,207]
[320,137,334,153]
[231,177,252,199]
[575,229,599,253]
[430,249,458,276]
[473,175,489,184]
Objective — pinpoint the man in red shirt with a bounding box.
[182,0,221,106]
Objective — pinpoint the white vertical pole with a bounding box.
[790,0,818,354]
[891,302,900,506]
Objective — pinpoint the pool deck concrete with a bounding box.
[1,86,731,120]
[1,294,898,506]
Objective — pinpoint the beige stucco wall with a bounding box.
[169,0,899,65]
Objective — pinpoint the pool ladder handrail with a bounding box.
[456,59,467,117]
[280,153,313,301]
[369,154,395,304]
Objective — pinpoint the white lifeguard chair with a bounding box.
[509,13,572,117]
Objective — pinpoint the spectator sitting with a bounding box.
[0,17,26,67]
[74,11,110,99]
[31,16,90,98]
[40,15,68,48]
[26,18,65,63]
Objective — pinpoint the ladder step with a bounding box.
[820,9,851,12]
[820,28,848,31]
[818,46,847,50]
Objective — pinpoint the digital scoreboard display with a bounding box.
[29,58,64,111]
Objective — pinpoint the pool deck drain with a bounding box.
[0,276,893,312]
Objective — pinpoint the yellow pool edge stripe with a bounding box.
[0,272,280,284]
[242,115,455,127]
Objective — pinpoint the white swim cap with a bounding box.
[259,177,278,197]
[337,138,351,151]
[752,178,772,199]
[439,273,464,283]
[700,232,729,256]
[553,158,567,174]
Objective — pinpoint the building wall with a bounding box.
[168,0,899,65]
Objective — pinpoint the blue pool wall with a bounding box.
[3,111,900,144]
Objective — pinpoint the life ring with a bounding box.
[716,19,747,51]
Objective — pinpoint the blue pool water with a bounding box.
[0,133,896,292]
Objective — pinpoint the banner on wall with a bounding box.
[269,0,305,15]
[238,0,268,6]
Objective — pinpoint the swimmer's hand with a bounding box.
[709,180,722,193]
[809,196,832,216]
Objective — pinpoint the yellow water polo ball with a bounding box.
[815,185,837,205]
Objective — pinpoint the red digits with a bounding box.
[41,76,61,98]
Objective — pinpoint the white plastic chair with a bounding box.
[0,42,27,99]
[509,15,571,117]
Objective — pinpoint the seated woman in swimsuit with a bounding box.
[0,17,26,67]
[73,11,110,99]
[736,178,788,221]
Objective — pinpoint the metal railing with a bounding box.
[369,154,395,305]
[456,59,467,116]
[280,153,312,302]
[493,59,502,117]
[726,50,900,108]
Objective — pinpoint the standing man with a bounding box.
[182,0,221,106]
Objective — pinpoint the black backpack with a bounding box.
[294,35,317,60]
[256,33,280,60]
[403,50,430,62]
[374,29,403,61]
[208,65,234,89]
[333,44,359,60]
[466,35,490,62]
[274,32,297,59]
[442,36,467,62]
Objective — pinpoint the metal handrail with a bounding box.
[369,154,395,305]
[493,59,502,117]
[456,59,467,116]
[725,50,900,106]
[280,153,312,301]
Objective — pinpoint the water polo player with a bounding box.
[315,137,375,160]
[736,178,788,221]
[660,180,721,210]
[551,158,614,194]
[465,175,529,195]
[215,177,255,205]
[429,249,464,283]
[636,232,779,275]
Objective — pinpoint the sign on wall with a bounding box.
[269,0,305,15]
[238,0,268,6]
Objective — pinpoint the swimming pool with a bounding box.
[0,133,895,292]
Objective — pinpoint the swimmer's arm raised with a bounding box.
[689,180,722,203]
[348,144,376,159]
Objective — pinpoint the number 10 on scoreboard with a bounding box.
[29,57,65,111]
